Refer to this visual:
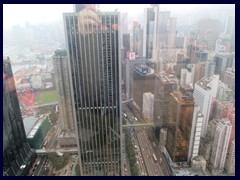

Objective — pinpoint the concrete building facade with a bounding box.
[210,119,232,170]
[142,92,154,121]
[193,75,219,137]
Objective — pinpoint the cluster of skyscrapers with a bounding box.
[3,4,235,176]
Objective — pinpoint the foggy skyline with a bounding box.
[3,4,234,30]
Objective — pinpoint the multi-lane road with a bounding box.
[122,102,171,176]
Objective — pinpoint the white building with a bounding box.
[180,69,191,87]
[193,75,219,137]
[188,106,203,162]
[142,92,154,121]
[210,118,232,170]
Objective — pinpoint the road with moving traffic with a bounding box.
[122,102,171,176]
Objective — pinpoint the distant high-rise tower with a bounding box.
[204,60,215,78]
[223,67,235,92]
[52,49,76,148]
[63,8,121,176]
[193,75,219,137]
[143,7,155,59]
[210,118,231,170]
[122,34,130,59]
[3,57,36,176]
[198,18,221,51]
[132,21,143,58]
[214,52,235,79]
[53,49,74,131]
[224,16,235,36]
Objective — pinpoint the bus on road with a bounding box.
[152,153,157,162]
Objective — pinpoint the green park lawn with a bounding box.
[34,90,58,105]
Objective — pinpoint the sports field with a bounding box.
[34,90,58,105]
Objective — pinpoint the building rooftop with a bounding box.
[143,92,154,98]
[172,166,207,176]
[158,73,179,84]
[196,75,219,91]
[27,115,48,138]
[215,52,235,57]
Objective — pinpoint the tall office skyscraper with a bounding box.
[132,21,143,58]
[166,90,194,162]
[223,67,235,92]
[153,73,178,140]
[53,49,74,131]
[214,52,235,79]
[3,57,36,176]
[52,49,76,148]
[143,7,155,59]
[63,7,121,176]
[224,16,235,36]
[193,75,219,137]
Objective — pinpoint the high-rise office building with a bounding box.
[3,57,36,176]
[122,34,130,59]
[194,61,205,84]
[223,67,235,92]
[195,50,208,63]
[186,31,198,63]
[193,75,219,137]
[157,11,170,44]
[143,7,155,59]
[132,21,143,58]
[167,17,177,59]
[63,8,121,175]
[210,118,231,170]
[153,73,179,141]
[126,58,155,111]
[224,16,235,36]
[52,49,76,148]
[214,52,235,79]
[174,53,190,79]
[198,18,221,51]
[204,60,215,78]
[199,119,218,162]
[166,90,194,162]
[120,12,128,34]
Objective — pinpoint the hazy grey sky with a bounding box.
[3,4,234,29]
